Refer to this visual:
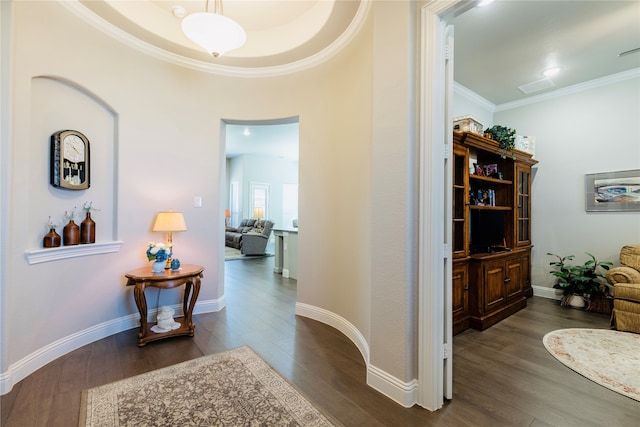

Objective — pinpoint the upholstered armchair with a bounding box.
[240,220,274,256]
[607,244,640,333]
[225,219,257,249]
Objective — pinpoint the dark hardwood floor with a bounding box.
[2,257,639,426]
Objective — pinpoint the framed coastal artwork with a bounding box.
[585,169,640,212]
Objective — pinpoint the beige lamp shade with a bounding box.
[253,207,264,219]
[153,211,187,232]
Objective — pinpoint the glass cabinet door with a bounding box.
[515,164,531,246]
[452,144,469,257]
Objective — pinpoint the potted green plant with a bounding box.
[484,125,516,159]
[547,252,612,308]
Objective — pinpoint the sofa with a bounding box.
[225,219,274,255]
[607,244,640,333]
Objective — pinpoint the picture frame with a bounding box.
[474,163,484,176]
[483,164,498,178]
[585,169,640,212]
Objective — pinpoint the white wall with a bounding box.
[454,71,640,293]
[228,154,298,229]
[226,157,243,227]
[495,75,640,289]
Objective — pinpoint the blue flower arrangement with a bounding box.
[146,242,172,262]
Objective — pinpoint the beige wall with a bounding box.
[2,0,419,391]
[369,0,417,380]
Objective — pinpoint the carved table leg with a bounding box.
[133,284,148,346]
[183,275,202,335]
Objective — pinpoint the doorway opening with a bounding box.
[222,117,299,261]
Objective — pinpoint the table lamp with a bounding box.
[153,210,187,268]
[225,209,231,227]
[253,207,264,232]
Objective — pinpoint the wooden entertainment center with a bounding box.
[452,131,538,335]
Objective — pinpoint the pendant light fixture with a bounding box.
[181,0,246,58]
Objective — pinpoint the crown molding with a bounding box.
[59,0,371,78]
[453,82,496,112]
[455,68,640,114]
[495,68,640,112]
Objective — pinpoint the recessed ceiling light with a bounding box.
[477,0,495,7]
[243,127,251,136]
[542,66,562,77]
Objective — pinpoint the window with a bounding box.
[250,182,270,220]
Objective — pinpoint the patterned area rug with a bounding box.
[543,328,640,401]
[80,346,337,426]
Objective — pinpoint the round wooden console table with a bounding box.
[125,264,204,347]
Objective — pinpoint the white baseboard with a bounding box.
[0,298,224,395]
[295,303,370,364]
[194,296,226,315]
[532,285,562,300]
[367,364,419,408]
[295,302,417,408]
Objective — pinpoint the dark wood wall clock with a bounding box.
[50,130,90,190]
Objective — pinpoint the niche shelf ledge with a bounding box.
[25,241,124,265]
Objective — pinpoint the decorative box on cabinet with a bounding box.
[451,131,537,334]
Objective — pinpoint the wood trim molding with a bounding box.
[367,364,419,408]
[417,1,448,412]
[24,241,124,264]
[295,302,369,364]
[295,302,419,408]
[532,285,562,300]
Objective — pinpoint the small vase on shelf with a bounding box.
[63,220,80,246]
[43,228,61,248]
[80,212,96,244]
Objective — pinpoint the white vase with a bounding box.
[152,260,165,273]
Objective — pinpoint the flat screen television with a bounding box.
[469,210,506,254]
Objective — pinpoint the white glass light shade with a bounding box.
[182,12,246,57]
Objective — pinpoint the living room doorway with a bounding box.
[222,117,299,262]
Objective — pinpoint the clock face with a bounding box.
[63,134,85,163]
[50,130,90,190]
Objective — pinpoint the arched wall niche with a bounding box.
[25,75,121,263]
